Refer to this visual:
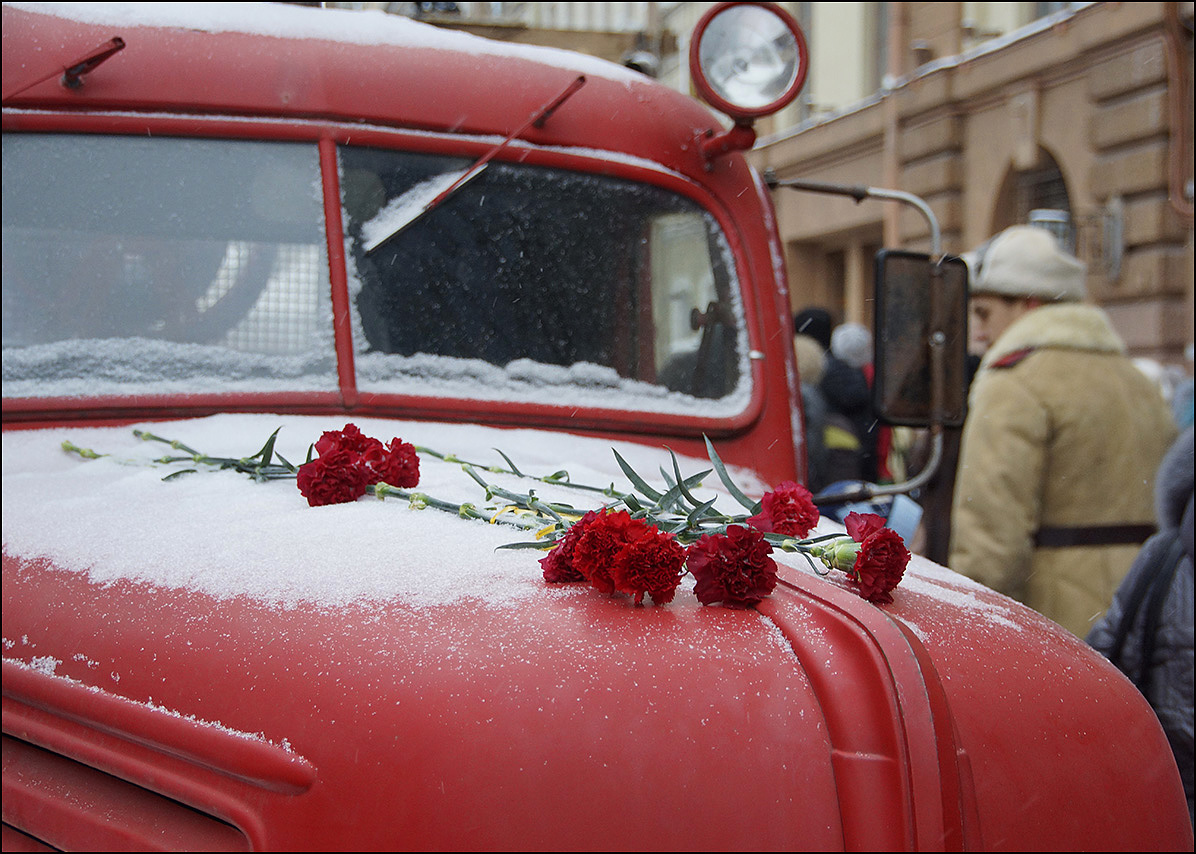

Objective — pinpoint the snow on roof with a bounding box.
[7,1,649,85]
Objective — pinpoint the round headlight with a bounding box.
[690,1,809,121]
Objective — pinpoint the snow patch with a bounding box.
[2,414,766,610]
[4,657,292,751]
[10,2,650,85]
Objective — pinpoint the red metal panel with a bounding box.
[319,136,358,410]
[884,564,1195,851]
[2,552,847,850]
[3,736,251,852]
[759,569,974,851]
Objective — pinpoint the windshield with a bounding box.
[2,133,750,415]
[340,147,749,411]
[2,134,336,397]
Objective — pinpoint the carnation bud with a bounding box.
[810,538,860,572]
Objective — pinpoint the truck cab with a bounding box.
[2,2,1191,850]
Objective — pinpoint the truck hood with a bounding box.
[3,415,1191,850]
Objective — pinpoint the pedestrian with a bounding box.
[1087,426,1194,830]
[819,322,880,484]
[793,306,832,352]
[1173,342,1194,430]
[949,224,1177,637]
[793,330,831,492]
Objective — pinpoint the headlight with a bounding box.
[690,1,808,121]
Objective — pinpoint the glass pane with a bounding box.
[2,135,336,398]
[340,147,749,414]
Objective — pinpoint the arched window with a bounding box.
[991,149,1074,249]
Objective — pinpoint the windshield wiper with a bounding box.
[3,37,125,102]
[365,74,586,256]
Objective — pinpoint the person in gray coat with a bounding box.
[1088,425,1194,829]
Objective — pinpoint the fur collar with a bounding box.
[980,303,1126,370]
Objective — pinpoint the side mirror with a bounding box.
[873,251,969,428]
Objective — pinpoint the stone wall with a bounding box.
[751,1,1194,366]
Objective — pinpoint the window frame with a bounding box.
[1,111,767,439]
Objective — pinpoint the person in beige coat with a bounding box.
[949,225,1177,637]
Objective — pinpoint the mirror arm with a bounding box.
[812,428,943,507]
[765,176,942,259]
[772,174,955,516]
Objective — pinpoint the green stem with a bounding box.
[371,483,549,531]
[415,445,612,495]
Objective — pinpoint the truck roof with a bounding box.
[2,2,720,179]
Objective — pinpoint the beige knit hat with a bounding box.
[793,333,827,385]
[971,225,1086,302]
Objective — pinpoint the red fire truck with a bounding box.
[2,2,1190,850]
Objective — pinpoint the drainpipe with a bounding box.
[1163,1,1193,222]
[882,2,908,247]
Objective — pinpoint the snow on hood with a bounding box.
[8,2,649,85]
[3,413,1016,627]
[2,414,773,609]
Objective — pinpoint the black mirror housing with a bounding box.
[872,250,969,428]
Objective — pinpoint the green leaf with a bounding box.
[687,497,718,527]
[669,451,700,507]
[258,428,282,466]
[672,457,712,510]
[704,435,758,512]
[613,449,663,502]
[527,497,566,526]
[666,517,691,534]
[275,451,298,473]
[162,469,197,481]
[246,427,281,463]
[496,540,555,551]
[652,480,688,515]
[494,448,524,477]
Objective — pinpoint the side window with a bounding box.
[2,135,335,398]
[339,146,748,412]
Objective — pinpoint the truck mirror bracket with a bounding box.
[768,177,967,507]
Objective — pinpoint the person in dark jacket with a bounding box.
[1088,425,1194,829]
[793,306,833,352]
[819,322,879,485]
[793,331,831,492]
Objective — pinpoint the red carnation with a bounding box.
[364,437,420,488]
[845,511,886,542]
[314,423,376,457]
[609,520,686,605]
[297,448,370,507]
[547,509,684,605]
[747,481,819,538]
[572,509,636,595]
[299,424,420,506]
[687,525,778,608]
[843,512,909,604]
[540,510,603,583]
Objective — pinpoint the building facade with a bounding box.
[749,2,1194,368]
